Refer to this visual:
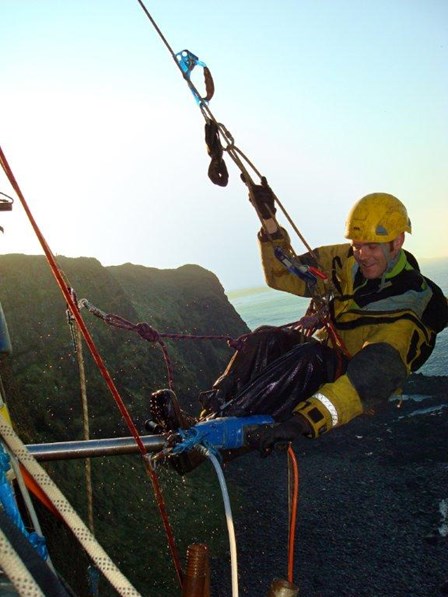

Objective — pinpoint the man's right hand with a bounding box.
[249,177,276,219]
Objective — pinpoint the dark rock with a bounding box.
[212,388,448,597]
[424,533,440,545]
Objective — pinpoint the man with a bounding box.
[239,190,448,450]
[148,191,447,460]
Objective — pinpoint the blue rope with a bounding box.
[88,564,100,596]
[0,445,48,560]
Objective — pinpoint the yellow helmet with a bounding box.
[345,192,412,242]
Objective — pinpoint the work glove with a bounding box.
[246,413,310,455]
[247,176,276,219]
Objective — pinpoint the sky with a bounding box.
[1,0,447,291]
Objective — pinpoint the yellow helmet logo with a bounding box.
[345,193,412,242]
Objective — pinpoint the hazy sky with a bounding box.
[1,1,447,291]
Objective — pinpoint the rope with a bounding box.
[67,289,96,536]
[74,321,95,535]
[79,298,248,390]
[0,146,183,588]
[80,296,349,398]
[0,415,141,595]
[287,446,299,585]
[0,526,45,597]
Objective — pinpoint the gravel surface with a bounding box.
[210,375,448,597]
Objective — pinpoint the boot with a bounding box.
[145,389,204,475]
[145,389,196,433]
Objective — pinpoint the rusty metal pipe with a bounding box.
[182,543,210,597]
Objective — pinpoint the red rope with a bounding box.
[287,445,299,586]
[0,146,184,587]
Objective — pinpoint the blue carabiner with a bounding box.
[175,49,214,105]
[176,49,206,76]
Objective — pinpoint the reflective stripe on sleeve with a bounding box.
[312,392,339,427]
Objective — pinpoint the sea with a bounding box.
[227,257,447,378]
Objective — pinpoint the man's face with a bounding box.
[351,235,403,279]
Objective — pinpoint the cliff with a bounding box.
[0,253,249,595]
[0,254,248,438]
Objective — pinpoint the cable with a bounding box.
[199,446,239,597]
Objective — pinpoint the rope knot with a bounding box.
[227,337,245,351]
[136,322,161,343]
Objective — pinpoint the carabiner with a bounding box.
[175,49,215,104]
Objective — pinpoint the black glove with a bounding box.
[246,414,310,455]
[248,176,276,219]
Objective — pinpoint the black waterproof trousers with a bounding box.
[200,326,347,422]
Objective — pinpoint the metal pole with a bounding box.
[26,435,167,462]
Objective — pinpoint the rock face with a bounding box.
[0,253,249,595]
[213,377,448,597]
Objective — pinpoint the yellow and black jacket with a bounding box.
[259,232,448,436]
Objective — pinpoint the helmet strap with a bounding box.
[382,237,405,268]
[377,242,400,288]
